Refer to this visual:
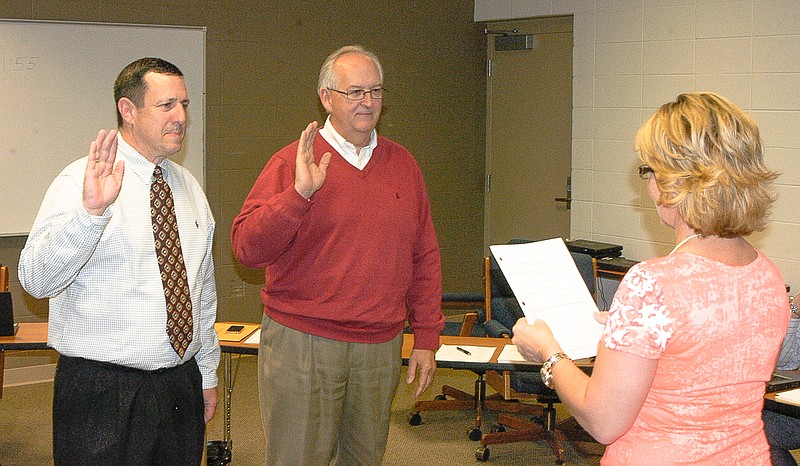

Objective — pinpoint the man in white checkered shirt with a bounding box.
[19,57,219,466]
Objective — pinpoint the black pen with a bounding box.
[456,346,471,355]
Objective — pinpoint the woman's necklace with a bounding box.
[669,233,702,255]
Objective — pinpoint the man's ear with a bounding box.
[117,97,136,125]
[319,88,333,114]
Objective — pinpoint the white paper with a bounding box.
[489,238,603,360]
[496,344,536,364]
[244,329,261,345]
[776,388,800,405]
[435,344,497,363]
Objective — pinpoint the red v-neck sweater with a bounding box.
[232,134,444,350]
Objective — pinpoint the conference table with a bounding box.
[214,321,560,370]
[0,321,47,351]
[0,322,48,399]
[0,322,570,378]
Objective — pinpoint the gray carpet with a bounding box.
[0,355,604,465]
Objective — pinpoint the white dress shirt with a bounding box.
[19,135,219,388]
[319,115,378,170]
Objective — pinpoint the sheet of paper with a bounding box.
[435,344,496,363]
[776,388,800,405]
[244,328,261,345]
[496,344,536,364]
[490,238,603,360]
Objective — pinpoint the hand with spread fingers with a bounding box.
[83,129,124,216]
[294,121,332,200]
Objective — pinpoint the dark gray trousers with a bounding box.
[53,355,205,466]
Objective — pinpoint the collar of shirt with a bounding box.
[116,134,173,185]
[318,115,378,170]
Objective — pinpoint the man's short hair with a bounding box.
[318,45,383,92]
[114,57,183,127]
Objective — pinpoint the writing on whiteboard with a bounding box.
[0,55,40,73]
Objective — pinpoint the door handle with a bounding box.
[554,197,571,209]
[554,176,572,210]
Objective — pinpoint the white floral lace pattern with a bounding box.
[603,265,674,356]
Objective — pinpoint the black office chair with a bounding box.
[475,241,604,464]
[409,258,544,440]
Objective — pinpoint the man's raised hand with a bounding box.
[83,129,124,216]
[294,121,332,200]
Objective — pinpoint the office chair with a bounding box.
[475,243,604,464]
[409,258,543,440]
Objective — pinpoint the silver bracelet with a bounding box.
[540,352,571,389]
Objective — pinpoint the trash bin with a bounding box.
[206,440,232,466]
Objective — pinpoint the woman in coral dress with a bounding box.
[513,92,789,465]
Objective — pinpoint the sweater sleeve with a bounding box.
[231,143,313,269]
[404,168,445,351]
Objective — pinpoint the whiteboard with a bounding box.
[0,20,205,236]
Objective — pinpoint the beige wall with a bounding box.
[0,0,487,329]
[476,0,800,291]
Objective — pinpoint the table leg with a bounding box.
[0,350,5,399]
[224,352,233,448]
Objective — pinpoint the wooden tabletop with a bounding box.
[0,321,582,373]
[213,321,580,373]
[213,321,514,362]
[0,321,48,351]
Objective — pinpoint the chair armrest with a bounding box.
[483,319,512,338]
[509,371,555,396]
[458,312,478,337]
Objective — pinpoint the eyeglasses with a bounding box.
[638,164,654,179]
[328,87,385,101]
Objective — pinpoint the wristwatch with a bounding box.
[540,352,571,389]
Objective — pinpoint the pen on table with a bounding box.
[456,346,471,355]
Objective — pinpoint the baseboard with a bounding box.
[3,363,56,387]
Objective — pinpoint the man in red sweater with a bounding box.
[231,45,445,465]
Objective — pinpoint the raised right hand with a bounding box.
[294,121,332,200]
[83,129,124,216]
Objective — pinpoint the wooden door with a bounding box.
[484,16,573,248]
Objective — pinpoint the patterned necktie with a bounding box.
[150,165,193,357]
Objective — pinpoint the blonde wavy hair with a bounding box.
[635,92,778,237]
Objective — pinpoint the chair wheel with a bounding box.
[434,394,447,401]
[468,427,483,441]
[490,424,506,433]
[476,446,490,462]
[409,412,422,426]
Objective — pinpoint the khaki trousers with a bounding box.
[258,314,403,466]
